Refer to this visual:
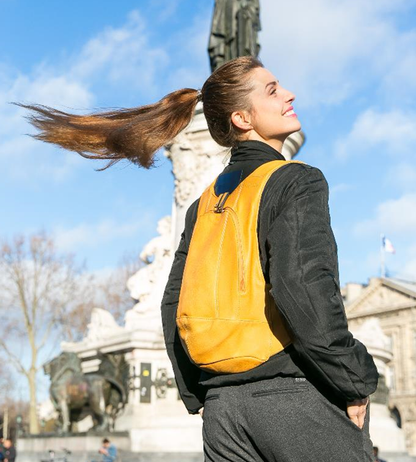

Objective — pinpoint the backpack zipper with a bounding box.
[224,207,246,292]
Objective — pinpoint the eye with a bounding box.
[270,88,277,95]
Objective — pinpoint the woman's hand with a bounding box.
[198,407,204,418]
[346,397,369,429]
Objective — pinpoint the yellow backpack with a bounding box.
[176,160,304,373]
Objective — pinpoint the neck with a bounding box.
[245,131,285,153]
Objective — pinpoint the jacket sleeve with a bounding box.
[160,200,206,414]
[266,165,379,402]
[107,446,117,461]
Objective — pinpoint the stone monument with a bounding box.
[209,0,261,72]
[125,216,172,332]
[42,351,129,433]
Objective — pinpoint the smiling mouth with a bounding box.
[283,109,297,117]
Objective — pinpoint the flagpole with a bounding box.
[380,233,386,278]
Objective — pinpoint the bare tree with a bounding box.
[0,392,30,440]
[0,230,144,434]
[0,366,12,406]
[59,250,144,342]
[0,370,29,439]
[0,365,12,438]
[0,231,86,434]
[97,250,144,323]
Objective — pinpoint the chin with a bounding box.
[292,119,302,130]
[283,126,302,138]
[290,122,302,134]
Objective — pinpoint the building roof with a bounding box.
[382,277,416,299]
[345,276,416,318]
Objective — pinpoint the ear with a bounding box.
[231,110,253,132]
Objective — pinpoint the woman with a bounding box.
[21,56,378,461]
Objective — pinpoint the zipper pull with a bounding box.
[214,192,230,213]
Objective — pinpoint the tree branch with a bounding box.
[0,339,28,378]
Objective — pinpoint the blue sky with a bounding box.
[2,0,416,296]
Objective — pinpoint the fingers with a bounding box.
[359,410,366,428]
[346,397,369,429]
[356,408,366,429]
[348,408,365,429]
[350,414,360,428]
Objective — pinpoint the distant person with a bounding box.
[374,446,387,462]
[2,440,16,462]
[98,438,117,462]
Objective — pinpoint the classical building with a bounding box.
[343,277,416,457]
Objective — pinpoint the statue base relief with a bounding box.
[57,309,203,455]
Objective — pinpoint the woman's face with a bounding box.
[235,66,301,151]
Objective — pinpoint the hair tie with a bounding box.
[196,89,203,102]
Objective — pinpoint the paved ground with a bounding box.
[19,451,204,462]
[18,449,416,462]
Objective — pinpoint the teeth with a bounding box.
[284,110,295,116]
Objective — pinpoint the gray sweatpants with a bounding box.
[202,375,375,462]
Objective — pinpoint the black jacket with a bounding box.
[161,140,379,414]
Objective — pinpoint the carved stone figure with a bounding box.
[43,352,129,433]
[209,0,261,72]
[125,216,173,330]
[86,308,125,342]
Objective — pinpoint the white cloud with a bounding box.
[0,5,216,185]
[0,77,92,182]
[151,0,181,23]
[261,0,416,107]
[378,30,416,103]
[386,162,416,192]
[70,10,169,95]
[334,108,416,160]
[165,13,212,90]
[398,244,416,280]
[10,74,93,108]
[0,9,173,183]
[330,183,354,195]
[354,193,416,236]
[53,213,156,252]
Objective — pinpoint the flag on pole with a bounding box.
[382,236,396,254]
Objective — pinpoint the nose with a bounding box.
[285,90,295,104]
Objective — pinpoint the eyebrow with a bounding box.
[265,80,279,91]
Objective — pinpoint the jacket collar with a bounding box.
[228,140,286,165]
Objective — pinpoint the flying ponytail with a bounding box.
[18,56,264,170]
[16,88,201,170]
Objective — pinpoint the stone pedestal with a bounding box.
[61,325,203,454]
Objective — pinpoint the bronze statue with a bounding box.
[208,0,261,72]
[43,352,129,433]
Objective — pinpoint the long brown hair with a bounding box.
[18,56,263,170]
